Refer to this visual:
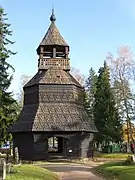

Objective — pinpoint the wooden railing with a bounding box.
[38,58,70,70]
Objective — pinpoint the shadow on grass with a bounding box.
[6,165,59,180]
[92,161,135,180]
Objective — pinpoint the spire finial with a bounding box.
[50,7,56,22]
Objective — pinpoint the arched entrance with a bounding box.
[48,136,64,154]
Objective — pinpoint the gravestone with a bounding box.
[14,147,19,164]
[0,158,6,180]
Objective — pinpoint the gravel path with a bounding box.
[39,163,104,180]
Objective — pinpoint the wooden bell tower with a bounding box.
[37,9,70,71]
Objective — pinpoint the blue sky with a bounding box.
[1,0,135,95]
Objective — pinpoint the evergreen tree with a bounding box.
[94,61,121,143]
[85,67,97,119]
[0,7,18,145]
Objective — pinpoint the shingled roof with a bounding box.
[8,10,98,134]
[8,103,97,132]
[38,9,68,47]
[24,67,82,88]
[39,22,68,46]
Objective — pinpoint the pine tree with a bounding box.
[0,7,18,145]
[94,61,121,143]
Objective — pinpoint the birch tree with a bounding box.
[106,45,135,144]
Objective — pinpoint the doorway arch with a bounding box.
[48,136,65,154]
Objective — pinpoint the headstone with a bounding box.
[131,155,135,162]
[14,147,19,164]
[2,159,6,180]
[0,158,6,180]
[98,144,102,151]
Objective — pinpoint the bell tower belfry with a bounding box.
[37,9,70,71]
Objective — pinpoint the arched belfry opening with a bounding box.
[8,9,97,161]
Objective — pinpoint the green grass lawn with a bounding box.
[95,153,130,159]
[6,164,59,180]
[94,161,135,180]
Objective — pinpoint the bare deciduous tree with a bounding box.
[107,45,135,83]
[106,45,135,146]
[70,67,85,86]
[17,75,31,107]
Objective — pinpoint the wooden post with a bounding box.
[65,47,68,58]
[39,47,44,68]
[53,47,56,58]
[40,46,44,58]
[64,138,67,159]
[53,137,55,148]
